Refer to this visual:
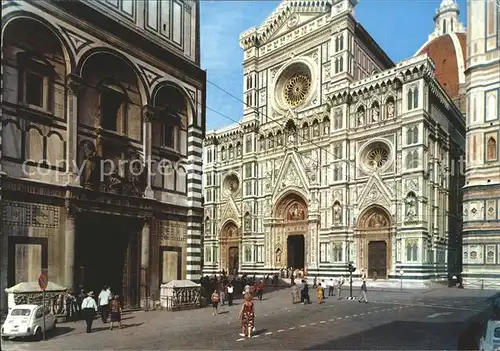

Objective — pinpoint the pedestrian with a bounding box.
[76,288,86,320]
[65,292,77,322]
[358,280,368,303]
[81,291,98,333]
[337,276,344,300]
[238,293,255,338]
[321,280,325,299]
[98,285,112,323]
[301,280,310,305]
[313,276,317,288]
[211,289,220,315]
[109,294,123,330]
[328,278,335,296]
[227,283,234,306]
[317,283,325,304]
[220,284,226,306]
[291,283,300,303]
[256,280,264,300]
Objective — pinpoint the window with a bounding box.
[161,123,175,148]
[256,246,264,263]
[221,146,226,160]
[413,88,419,108]
[101,89,127,133]
[246,135,253,153]
[332,244,342,262]
[244,246,252,262]
[147,0,158,29]
[245,181,252,196]
[406,241,418,262]
[25,71,44,107]
[333,144,342,159]
[339,57,344,72]
[320,243,330,263]
[407,89,413,110]
[442,19,447,34]
[339,35,344,51]
[246,75,253,90]
[245,163,252,178]
[228,145,234,159]
[172,1,183,44]
[333,165,342,181]
[406,126,418,144]
[205,190,212,202]
[406,151,419,169]
[486,136,498,161]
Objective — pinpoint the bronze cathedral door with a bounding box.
[368,241,387,279]
[228,247,239,274]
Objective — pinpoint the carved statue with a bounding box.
[372,106,380,122]
[237,144,242,156]
[269,137,274,148]
[387,102,395,118]
[260,138,266,151]
[124,156,147,196]
[244,214,252,232]
[288,133,295,145]
[313,124,320,137]
[205,219,211,235]
[277,134,283,146]
[406,195,417,218]
[303,126,309,139]
[324,121,330,135]
[275,247,282,263]
[333,202,342,223]
[357,109,365,125]
[82,143,100,188]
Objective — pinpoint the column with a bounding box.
[142,106,155,198]
[66,74,82,185]
[140,218,150,308]
[64,199,77,293]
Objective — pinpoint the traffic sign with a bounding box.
[38,272,48,291]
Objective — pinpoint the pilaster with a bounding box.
[66,74,83,186]
[140,217,151,308]
[142,105,155,199]
[64,192,79,293]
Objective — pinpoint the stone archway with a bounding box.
[219,221,239,275]
[356,206,392,279]
[273,193,308,270]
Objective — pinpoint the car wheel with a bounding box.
[34,328,42,340]
[1,335,9,341]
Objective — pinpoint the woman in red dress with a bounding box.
[238,293,255,338]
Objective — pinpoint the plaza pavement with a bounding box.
[1,285,496,350]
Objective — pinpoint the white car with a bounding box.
[1,304,57,340]
[479,319,500,351]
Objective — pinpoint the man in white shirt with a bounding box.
[227,283,234,306]
[81,291,98,333]
[328,278,335,296]
[98,285,112,323]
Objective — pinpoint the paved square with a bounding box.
[1,286,496,350]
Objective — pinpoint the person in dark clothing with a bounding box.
[66,292,77,322]
[300,280,310,304]
[256,280,264,300]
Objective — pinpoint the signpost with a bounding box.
[399,269,404,292]
[38,273,48,341]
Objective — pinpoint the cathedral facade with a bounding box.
[1,0,205,311]
[203,0,465,281]
[462,0,500,288]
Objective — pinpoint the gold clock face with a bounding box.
[283,72,311,108]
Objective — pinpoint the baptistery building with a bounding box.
[1,0,205,311]
[202,0,465,281]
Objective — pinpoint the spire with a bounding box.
[428,0,465,40]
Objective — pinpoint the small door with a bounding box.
[228,247,239,274]
[368,241,387,279]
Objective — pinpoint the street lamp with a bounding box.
[348,261,356,298]
[399,269,404,292]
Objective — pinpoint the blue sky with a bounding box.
[200,0,467,131]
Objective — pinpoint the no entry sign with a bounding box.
[38,272,48,291]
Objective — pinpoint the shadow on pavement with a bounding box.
[304,297,496,350]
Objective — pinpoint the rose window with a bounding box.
[366,148,389,170]
[283,73,311,107]
[223,174,240,195]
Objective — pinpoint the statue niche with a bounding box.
[222,222,238,240]
[276,193,308,222]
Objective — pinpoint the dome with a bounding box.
[416,32,466,99]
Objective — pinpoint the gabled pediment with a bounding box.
[272,151,310,201]
[220,197,240,226]
[256,0,332,44]
[358,173,393,210]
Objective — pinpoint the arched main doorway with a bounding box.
[220,221,240,275]
[275,193,308,269]
[356,206,392,279]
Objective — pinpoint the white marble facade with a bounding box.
[202,0,465,281]
[462,0,500,288]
